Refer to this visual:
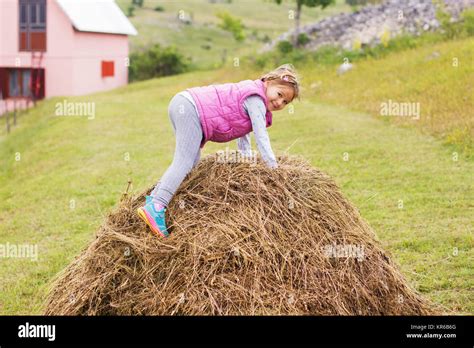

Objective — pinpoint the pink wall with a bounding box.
[45,0,75,97]
[0,0,130,99]
[72,30,129,96]
[0,0,20,62]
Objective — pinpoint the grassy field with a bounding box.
[115,0,352,69]
[298,37,474,158]
[0,41,472,314]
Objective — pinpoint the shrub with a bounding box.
[254,55,268,69]
[132,0,143,7]
[129,44,189,82]
[154,5,164,12]
[277,40,293,54]
[435,0,463,39]
[127,5,135,17]
[216,11,246,42]
[261,34,271,43]
[461,8,474,36]
[297,33,310,46]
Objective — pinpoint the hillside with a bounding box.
[0,39,472,314]
[299,36,474,157]
[114,0,352,69]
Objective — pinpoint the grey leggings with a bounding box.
[150,94,203,207]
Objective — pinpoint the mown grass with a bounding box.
[0,46,472,315]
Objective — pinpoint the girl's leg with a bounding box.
[150,145,199,198]
[149,181,161,198]
[151,94,202,208]
[150,104,178,198]
[193,149,201,168]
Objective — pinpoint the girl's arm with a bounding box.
[237,133,252,156]
[243,95,278,169]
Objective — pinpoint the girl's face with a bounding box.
[264,81,295,112]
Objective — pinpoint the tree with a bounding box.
[275,0,335,47]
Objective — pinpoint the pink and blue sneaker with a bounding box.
[146,195,153,204]
[137,198,169,238]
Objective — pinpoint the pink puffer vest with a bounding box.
[186,79,273,148]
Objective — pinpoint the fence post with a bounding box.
[6,111,10,133]
[13,100,17,126]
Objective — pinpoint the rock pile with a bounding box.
[264,0,474,51]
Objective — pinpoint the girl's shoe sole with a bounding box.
[137,207,169,238]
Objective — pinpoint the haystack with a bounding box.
[44,153,438,315]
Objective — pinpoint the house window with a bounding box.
[4,68,44,98]
[101,61,115,78]
[9,70,21,97]
[9,69,32,97]
[22,70,32,97]
[19,0,47,51]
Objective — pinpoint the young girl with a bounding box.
[137,64,300,238]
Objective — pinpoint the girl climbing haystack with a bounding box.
[137,64,300,237]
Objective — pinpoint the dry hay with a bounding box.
[44,153,439,315]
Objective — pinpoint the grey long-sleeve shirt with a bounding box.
[178,91,278,168]
[238,95,278,168]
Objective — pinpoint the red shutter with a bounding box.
[30,32,46,51]
[20,32,28,50]
[0,69,9,98]
[101,61,114,78]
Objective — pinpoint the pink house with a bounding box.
[0,0,137,113]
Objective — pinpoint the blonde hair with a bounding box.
[260,63,300,102]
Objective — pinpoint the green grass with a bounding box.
[115,0,352,69]
[253,36,473,158]
[0,50,472,314]
[304,37,474,158]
